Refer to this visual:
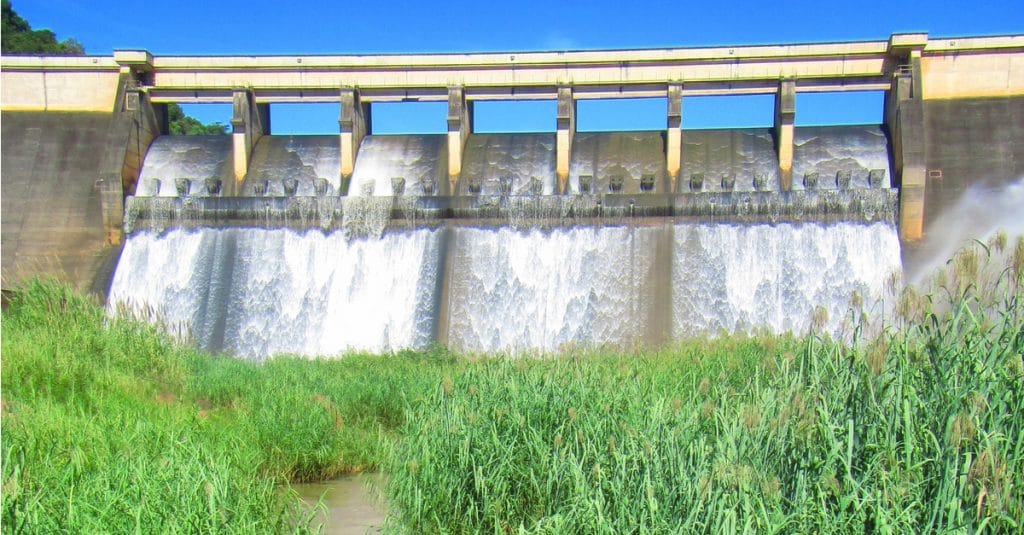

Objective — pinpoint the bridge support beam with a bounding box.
[340,88,370,194]
[886,34,928,242]
[666,83,683,191]
[447,87,472,194]
[231,89,269,190]
[556,86,575,194]
[774,79,796,191]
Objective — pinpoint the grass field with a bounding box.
[3,237,1022,533]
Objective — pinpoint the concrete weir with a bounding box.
[2,32,1023,303]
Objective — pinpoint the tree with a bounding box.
[166,103,229,135]
[1,0,84,55]
[2,1,225,135]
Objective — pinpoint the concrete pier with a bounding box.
[885,34,928,242]
[666,83,683,190]
[339,88,370,193]
[556,86,575,194]
[230,89,269,190]
[447,87,472,194]
[774,79,796,191]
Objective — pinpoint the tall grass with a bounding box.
[386,238,1024,533]
[1,280,455,533]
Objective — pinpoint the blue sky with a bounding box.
[11,0,1023,133]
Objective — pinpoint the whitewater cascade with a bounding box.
[110,127,903,359]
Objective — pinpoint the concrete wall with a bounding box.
[1,57,120,111]
[922,96,1024,224]
[897,95,1024,274]
[1,112,125,295]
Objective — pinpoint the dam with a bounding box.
[3,33,1023,356]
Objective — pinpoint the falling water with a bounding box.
[109,228,443,359]
[242,135,342,196]
[350,135,447,196]
[444,225,670,353]
[460,134,557,195]
[111,126,905,358]
[135,136,232,197]
[673,222,901,338]
[569,132,668,193]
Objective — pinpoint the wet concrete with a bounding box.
[292,473,387,534]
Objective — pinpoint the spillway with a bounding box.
[111,127,902,359]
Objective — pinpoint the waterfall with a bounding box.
[109,222,900,358]
[109,228,443,359]
[110,126,904,358]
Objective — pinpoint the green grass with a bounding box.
[1,281,456,533]
[384,237,1024,533]
[3,236,1023,533]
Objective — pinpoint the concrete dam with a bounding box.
[2,33,1023,357]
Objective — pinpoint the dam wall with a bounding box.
[1,112,123,295]
[1,33,1023,299]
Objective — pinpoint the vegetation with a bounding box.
[1,0,83,55]
[385,236,1024,533]
[167,103,229,135]
[2,236,1022,533]
[2,2,227,136]
[1,281,455,532]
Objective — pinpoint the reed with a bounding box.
[385,240,1024,533]
[3,238,1021,533]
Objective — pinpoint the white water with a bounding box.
[109,221,901,358]
[135,136,232,197]
[792,126,892,189]
[109,228,442,359]
[673,222,901,337]
[350,135,447,196]
[445,225,663,353]
[909,177,1024,283]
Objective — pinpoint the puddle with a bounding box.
[291,473,387,534]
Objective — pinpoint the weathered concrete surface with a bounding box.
[898,95,1024,274]
[922,41,1024,99]
[1,112,124,295]
[922,96,1024,225]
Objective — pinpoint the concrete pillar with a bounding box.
[888,45,929,241]
[666,83,683,191]
[886,34,928,242]
[556,86,576,194]
[104,51,164,245]
[774,79,796,191]
[230,89,268,186]
[447,87,472,194]
[339,88,371,194]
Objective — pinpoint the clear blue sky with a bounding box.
[11,0,1023,133]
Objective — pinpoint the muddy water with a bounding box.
[292,473,387,534]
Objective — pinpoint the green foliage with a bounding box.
[386,241,1024,533]
[1,280,455,532]
[167,103,229,135]
[3,238,1022,533]
[1,1,83,55]
[1,3,225,135]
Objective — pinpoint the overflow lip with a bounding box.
[122,190,899,235]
